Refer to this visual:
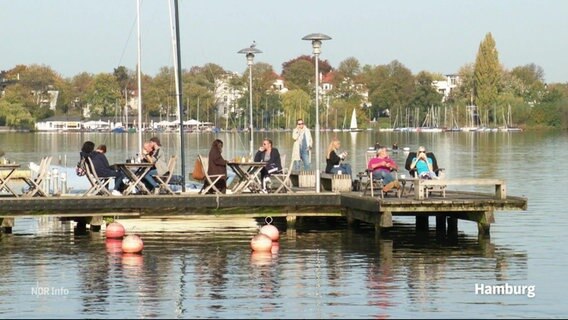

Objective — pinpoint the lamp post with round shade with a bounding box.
[302,33,331,193]
[238,43,262,157]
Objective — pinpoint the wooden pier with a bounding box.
[0,184,527,237]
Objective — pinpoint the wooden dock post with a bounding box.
[436,215,447,234]
[375,211,393,234]
[286,215,297,229]
[1,217,14,234]
[416,216,429,231]
[477,210,494,237]
[447,216,458,238]
[88,216,103,232]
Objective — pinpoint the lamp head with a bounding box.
[302,33,331,55]
[238,46,262,65]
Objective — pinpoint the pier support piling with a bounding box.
[88,216,103,232]
[447,216,458,238]
[1,217,14,234]
[286,215,297,229]
[416,216,429,231]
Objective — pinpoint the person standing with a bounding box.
[292,119,312,171]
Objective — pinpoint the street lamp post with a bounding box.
[238,43,262,157]
[302,33,331,193]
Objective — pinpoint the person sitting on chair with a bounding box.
[207,139,236,193]
[368,147,400,192]
[325,137,352,177]
[410,146,437,179]
[254,138,282,192]
[81,141,125,195]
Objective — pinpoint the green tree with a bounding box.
[85,73,121,117]
[281,89,311,128]
[510,63,546,104]
[281,59,314,93]
[367,60,415,127]
[409,71,444,126]
[474,32,501,125]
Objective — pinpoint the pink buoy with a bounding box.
[122,253,144,267]
[250,234,272,252]
[271,241,280,254]
[259,217,279,241]
[122,234,144,253]
[106,222,125,239]
[250,251,272,266]
[105,238,123,254]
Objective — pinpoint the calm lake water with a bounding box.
[0,130,566,318]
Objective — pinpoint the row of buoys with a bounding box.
[105,222,144,254]
[250,218,280,253]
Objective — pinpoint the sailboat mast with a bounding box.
[172,0,186,191]
[136,0,143,154]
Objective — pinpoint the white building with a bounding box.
[432,74,460,102]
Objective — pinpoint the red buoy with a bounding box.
[122,234,144,253]
[260,224,279,242]
[106,222,125,239]
[250,234,272,252]
[105,238,123,254]
[271,241,280,254]
[250,251,272,266]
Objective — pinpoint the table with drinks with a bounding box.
[227,156,265,194]
[112,159,154,195]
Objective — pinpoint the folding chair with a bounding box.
[83,157,114,196]
[153,155,177,195]
[361,150,399,198]
[22,156,52,197]
[198,155,224,194]
[272,154,294,193]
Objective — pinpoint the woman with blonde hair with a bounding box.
[325,137,352,176]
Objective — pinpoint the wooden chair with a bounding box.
[404,151,446,198]
[22,156,52,197]
[198,155,224,194]
[153,155,177,195]
[83,157,114,196]
[272,154,294,193]
[361,150,399,198]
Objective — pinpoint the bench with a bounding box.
[320,172,352,192]
[290,170,316,188]
[412,178,506,200]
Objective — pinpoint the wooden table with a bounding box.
[0,164,21,197]
[112,163,153,195]
[227,161,265,193]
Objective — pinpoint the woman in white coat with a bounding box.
[291,119,312,171]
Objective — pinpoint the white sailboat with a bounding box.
[349,108,363,132]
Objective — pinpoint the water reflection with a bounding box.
[0,216,530,318]
[1,130,564,317]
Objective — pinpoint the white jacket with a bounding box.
[291,127,312,161]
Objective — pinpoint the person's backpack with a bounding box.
[76,157,87,176]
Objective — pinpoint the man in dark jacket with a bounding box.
[254,138,282,192]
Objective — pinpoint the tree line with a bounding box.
[1,32,567,130]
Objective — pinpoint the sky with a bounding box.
[2,0,568,83]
